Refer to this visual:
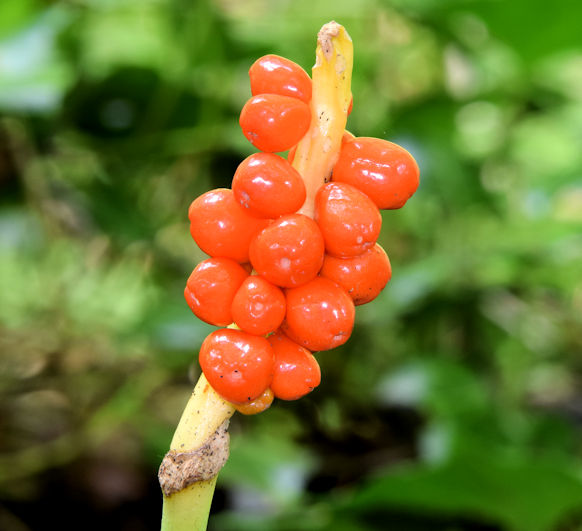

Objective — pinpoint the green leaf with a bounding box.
[0,0,42,39]
[0,7,72,113]
[350,454,582,531]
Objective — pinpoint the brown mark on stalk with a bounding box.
[318,21,342,61]
[159,420,230,497]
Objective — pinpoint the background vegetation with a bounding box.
[1,0,582,529]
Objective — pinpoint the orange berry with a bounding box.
[249,214,325,288]
[268,332,321,400]
[188,188,268,263]
[234,387,275,415]
[320,244,392,305]
[231,276,286,336]
[199,328,274,404]
[315,182,381,258]
[232,153,306,218]
[184,258,248,326]
[332,137,420,209]
[249,54,312,103]
[282,276,355,351]
[239,94,311,152]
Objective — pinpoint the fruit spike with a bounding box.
[160,21,415,531]
[293,21,353,218]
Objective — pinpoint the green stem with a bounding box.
[160,374,234,531]
[161,477,219,531]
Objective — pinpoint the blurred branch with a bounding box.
[0,365,163,486]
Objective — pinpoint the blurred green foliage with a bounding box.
[1,0,582,530]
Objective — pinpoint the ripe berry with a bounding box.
[315,182,381,258]
[239,94,311,152]
[184,258,248,326]
[232,153,306,218]
[231,276,286,336]
[188,188,268,263]
[320,243,392,305]
[199,328,274,404]
[249,54,312,103]
[268,332,321,400]
[234,387,274,415]
[332,137,420,209]
[282,276,355,351]
[250,214,325,288]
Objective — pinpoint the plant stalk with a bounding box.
[294,21,353,218]
[160,374,235,531]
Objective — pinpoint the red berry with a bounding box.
[268,332,321,400]
[188,188,268,263]
[239,94,311,152]
[231,276,286,336]
[232,153,306,218]
[184,258,248,326]
[249,54,312,103]
[332,137,420,209]
[199,328,274,404]
[320,244,392,305]
[250,214,325,288]
[315,182,381,258]
[282,276,355,351]
[234,387,274,415]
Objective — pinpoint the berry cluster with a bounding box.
[185,51,419,414]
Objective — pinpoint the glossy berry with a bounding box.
[231,276,286,336]
[239,94,311,152]
[250,214,325,288]
[332,137,420,209]
[189,188,268,263]
[184,258,248,326]
[320,243,392,305]
[199,328,274,404]
[234,387,274,415]
[282,276,355,351]
[315,182,382,258]
[232,153,306,218]
[268,332,321,400]
[249,54,312,103]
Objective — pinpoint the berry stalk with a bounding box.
[160,21,353,531]
[159,374,235,531]
[294,21,353,218]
